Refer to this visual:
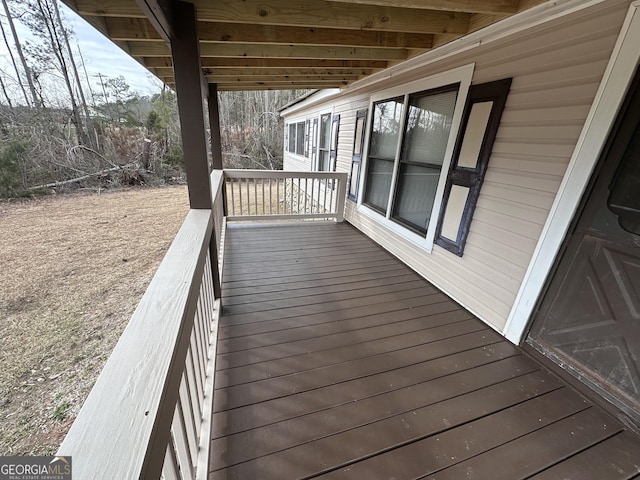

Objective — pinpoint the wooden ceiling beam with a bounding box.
[75,0,471,34]
[151,66,374,76]
[206,75,361,82]
[199,23,433,48]
[324,0,518,15]
[215,84,343,91]
[192,0,470,34]
[130,41,409,60]
[142,57,390,69]
[134,0,173,41]
[200,58,390,69]
[104,18,434,48]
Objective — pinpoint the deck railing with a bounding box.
[57,208,220,479]
[56,169,346,479]
[224,169,347,222]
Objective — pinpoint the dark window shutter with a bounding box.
[435,78,512,256]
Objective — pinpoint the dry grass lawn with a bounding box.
[0,186,189,455]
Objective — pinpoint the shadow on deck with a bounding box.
[210,221,640,479]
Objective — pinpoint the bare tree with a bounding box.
[24,0,89,144]
[51,0,96,147]
[0,10,30,106]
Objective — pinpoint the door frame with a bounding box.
[505,1,640,344]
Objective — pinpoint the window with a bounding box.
[318,113,331,171]
[363,85,458,234]
[360,64,473,248]
[349,109,368,201]
[286,120,306,155]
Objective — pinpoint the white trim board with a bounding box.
[504,1,640,344]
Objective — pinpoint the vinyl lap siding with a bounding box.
[288,0,632,333]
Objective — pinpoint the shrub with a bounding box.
[0,140,28,197]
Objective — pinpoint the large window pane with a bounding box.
[318,151,330,171]
[296,122,305,154]
[363,158,394,213]
[369,97,403,160]
[320,114,331,149]
[402,88,457,166]
[392,86,458,233]
[392,164,442,233]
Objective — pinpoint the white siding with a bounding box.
[282,0,633,333]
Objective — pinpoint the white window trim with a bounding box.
[286,116,308,159]
[504,1,640,344]
[356,63,475,253]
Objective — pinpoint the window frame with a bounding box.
[356,64,474,252]
[285,118,307,156]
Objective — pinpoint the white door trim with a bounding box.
[504,1,640,344]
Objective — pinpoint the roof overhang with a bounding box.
[62,0,550,91]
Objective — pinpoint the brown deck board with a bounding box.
[210,221,640,480]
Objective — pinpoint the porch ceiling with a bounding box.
[63,0,547,91]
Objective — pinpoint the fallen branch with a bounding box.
[68,145,118,169]
[28,162,136,190]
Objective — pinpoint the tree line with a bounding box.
[0,0,307,198]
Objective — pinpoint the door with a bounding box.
[527,66,640,428]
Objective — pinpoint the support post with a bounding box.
[172,0,211,209]
[208,83,223,170]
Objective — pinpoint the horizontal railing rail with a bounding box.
[223,169,347,222]
[58,209,220,480]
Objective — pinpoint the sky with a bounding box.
[0,1,164,105]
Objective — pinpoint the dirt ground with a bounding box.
[0,186,189,455]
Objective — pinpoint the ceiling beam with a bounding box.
[198,22,434,48]
[202,68,375,77]
[105,18,434,48]
[206,75,361,82]
[75,0,471,34]
[324,0,518,15]
[134,0,173,41]
[200,58,390,69]
[216,81,349,89]
[193,0,470,34]
[130,41,409,60]
[152,66,375,76]
[142,57,390,69]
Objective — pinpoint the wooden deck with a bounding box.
[209,221,640,480]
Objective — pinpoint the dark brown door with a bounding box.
[527,66,640,429]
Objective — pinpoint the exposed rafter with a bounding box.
[62,0,549,91]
